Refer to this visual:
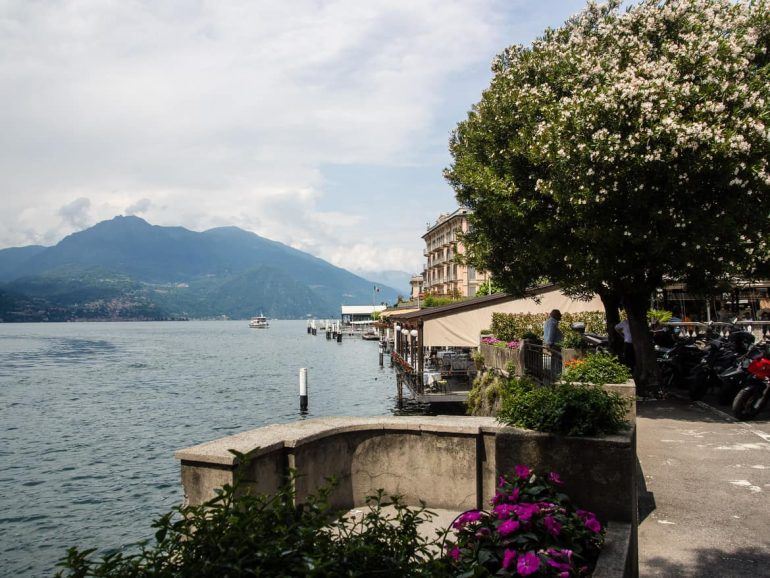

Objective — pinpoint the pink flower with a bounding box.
[514,464,532,479]
[502,549,517,570]
[537,501,557,512]
[512,503,539,521]
[493,503,516,519]
[508,486,520,503]
[547,548,573,562]
[452,510,482,529]
[577,509,602,533]
[544,515,562,537]
[448,546,460,561]
[497,518,521,536]
[475,527,491,539]
[548,471,564,485]
[585,516,602,533]
[498,475,507,488]
[517,551,541,576]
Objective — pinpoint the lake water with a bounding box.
[0,320,399,576]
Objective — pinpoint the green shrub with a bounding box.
[467,374,536,417]
[648,308,673,325]
[497,383,629,437]
[491,311,606,342]
[561,329,584,349]
[561,352,631,386]
[56,453,451,578]
[423,294,458,308]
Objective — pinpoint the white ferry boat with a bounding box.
[249,315,269,328]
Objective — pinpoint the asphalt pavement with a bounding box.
[637,397,770,577]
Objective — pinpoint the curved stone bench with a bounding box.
[176,416,637,576]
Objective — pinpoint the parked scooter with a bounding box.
[689,330,755,403]
[569,322,610,353]
[732,345,770,420]
[656,337,706,392]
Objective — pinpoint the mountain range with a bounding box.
[0,216,399,321]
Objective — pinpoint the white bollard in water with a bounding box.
[299,367,308,411]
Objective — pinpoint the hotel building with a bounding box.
[421,208,489,298]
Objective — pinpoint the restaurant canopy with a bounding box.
[388,285,603,348]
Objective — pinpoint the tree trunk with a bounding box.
[599,291,623,357]
[623,292,660,396]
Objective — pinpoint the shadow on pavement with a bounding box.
[636,457,656,524]
[642,546,770,577]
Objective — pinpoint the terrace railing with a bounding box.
[522,342,563,386]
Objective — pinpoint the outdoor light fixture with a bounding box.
[410,329,418,338]
[402,328,410,335]
[394,324,401,332]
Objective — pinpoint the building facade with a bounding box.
[421,208,489,298]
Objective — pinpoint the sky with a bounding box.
[0,0,589,274]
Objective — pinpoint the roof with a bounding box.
[340,305,387,315]
[388,285,561,323]
[380,308,419,318]
[421,207,472,239]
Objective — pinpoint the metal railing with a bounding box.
[522,342,563,385]
[664,321,770,340]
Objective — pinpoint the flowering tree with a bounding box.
[446,0,770,391]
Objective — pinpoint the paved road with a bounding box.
[637,398,770,577]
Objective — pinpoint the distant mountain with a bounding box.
[0,216,398,320]
[354,270,414,297]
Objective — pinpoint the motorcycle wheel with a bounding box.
[732,388,763,421]
[659,365,678,390]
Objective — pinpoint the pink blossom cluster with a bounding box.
[446,465,604,576]
[481,335,521,349]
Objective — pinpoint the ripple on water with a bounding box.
[0,320,399,577]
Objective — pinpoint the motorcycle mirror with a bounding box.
[570,322,586,333]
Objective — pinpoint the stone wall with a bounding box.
[176,415,638,576]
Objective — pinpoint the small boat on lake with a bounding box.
[249,315,269,328]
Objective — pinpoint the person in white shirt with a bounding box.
[615,317,635,372]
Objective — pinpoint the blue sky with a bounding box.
[0,0,588,273]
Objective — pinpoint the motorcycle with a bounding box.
[732,345,770,421]
[656,337,706,392]
[569,322,610,353]
[689,330,755,403]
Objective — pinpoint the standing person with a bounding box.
[543,309,563,347]
[543,309,563,380]
[615,315,635,372]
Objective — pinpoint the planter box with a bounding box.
[176,414,638,577]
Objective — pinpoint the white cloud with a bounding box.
[0,0,587,269]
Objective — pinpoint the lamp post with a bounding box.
[394,324,401,355]
[410,329,419,374]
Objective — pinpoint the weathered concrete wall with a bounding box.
[176,414,637,576]
[479,343,522,376]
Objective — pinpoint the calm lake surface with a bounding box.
[0,320,399,576]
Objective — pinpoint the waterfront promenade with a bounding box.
[637,399,770,576]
